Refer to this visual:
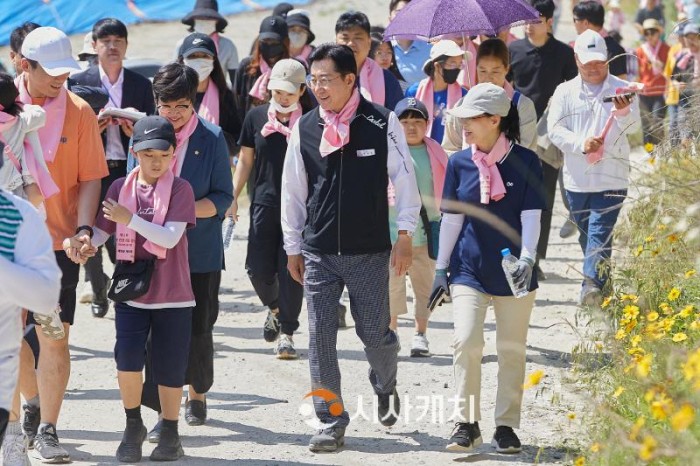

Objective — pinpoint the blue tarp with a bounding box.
[0,0,308,46]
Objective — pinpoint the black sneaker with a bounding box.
[338,303,347,328]
[185,399,206,426]
[263,310,280,342]
[32,424,70,463]
[446,422,483,452]
[491,425,522,453]
[116,418,147,463]
[148,419,162,444]
[309,426,345,452]
[91,279,110,318]
[150,424,183,461]
[377,387,400,427]
[559,217,577,239]
[21,404,40,449]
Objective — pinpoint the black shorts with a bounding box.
[29,251,80,325]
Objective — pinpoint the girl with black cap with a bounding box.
[233,15,290,124]
[177,0,239,85]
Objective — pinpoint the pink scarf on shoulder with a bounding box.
[358,58,385,105]
[318,89,361,157]
[260,104,302,141]
[415,78,462,136]
[387,137,447,210]
[172,113,199,176]
[210,32,220,52]
[116,167,174,261]
[198,80,220,125]
[249,60,272,101]
[457,39,477,89]
[471,133,509,204]
[295,45,313,64]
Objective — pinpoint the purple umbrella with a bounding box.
[384,0,541,41]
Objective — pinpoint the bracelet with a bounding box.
[435,268,448,276]
[75,225,94,238]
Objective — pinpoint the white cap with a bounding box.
[573,29,608,65]
[446,83,511,119]
[268,59,307,93]
[21,27,80,76]
[423,40,464,74]
[79,32,96,57]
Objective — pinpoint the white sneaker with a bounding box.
[1,429,31,466]
[32,307,66,340]
[276,334,298,360]
[410,332,430,357]
[78,283,93,304]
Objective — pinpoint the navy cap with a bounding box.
[179,32,217,58]
[394,97,429,121]
[132,116,176,153]
[259,15,288,41]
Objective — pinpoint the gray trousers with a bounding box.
[303,250,399,428]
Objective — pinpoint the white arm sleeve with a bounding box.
[127,216,187,249]
[281,124,308,255]
[436,213,465,269]
[387,112,421,233]
[520,209,542,262]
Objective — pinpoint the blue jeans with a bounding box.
[566,190,627,289]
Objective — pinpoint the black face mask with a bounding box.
[259,42,285,62]
[442,67,460,85]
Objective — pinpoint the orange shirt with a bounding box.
[636,42,670,96]
[34,91,108,250]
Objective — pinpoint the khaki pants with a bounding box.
[389,245,434,320]
[451,284,535,428]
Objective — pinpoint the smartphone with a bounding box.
[603,92,636,103]
[428,286,448,312]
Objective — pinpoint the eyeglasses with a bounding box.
[573,17,583,23]
[157,104,191,115]
[306,74,342,88]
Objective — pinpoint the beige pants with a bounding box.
[451,284,536,428]
[389,245,434,320]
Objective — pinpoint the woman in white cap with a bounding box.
[443,38,537,155]
[405,40,467,146]
[231,58,310,359]
[432,83,545,454]
[176,0,239,84]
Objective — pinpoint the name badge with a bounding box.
[357,149,376,157]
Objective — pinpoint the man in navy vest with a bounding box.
[281,43,420,452]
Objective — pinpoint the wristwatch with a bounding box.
[75,225,94,238]
[398,230,413,238]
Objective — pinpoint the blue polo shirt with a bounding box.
[405,83,468,144]
[393,39,432,86]
[441,144,546,296]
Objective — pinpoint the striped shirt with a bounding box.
[0,192,22,261]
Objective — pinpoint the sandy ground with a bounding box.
[8,0,649,464]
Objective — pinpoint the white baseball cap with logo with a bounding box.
[423,40,464,74]
[268,59,307,93]
[21,26,80,76]
[446,83,511,119]
[573,29,608,65]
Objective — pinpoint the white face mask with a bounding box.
[270,98,299,114]
[193,19,218,36]
[288,31,308,50]
[184,58,215,81]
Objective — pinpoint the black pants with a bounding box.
[245,204,303,336]
[84,161,126,293]
[142,271,222,412]
[0,408,8,445]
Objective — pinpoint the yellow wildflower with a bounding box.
[690,320,700,331]
[567,412,576,421]
[615,328,627,340]
[679,305,695,318]
[601,296,612,308]
[685,269,696,278]
[646,311,659,322]
[629,416,645,440]
[621,294,638,302]
[574,457,585,466]
[644,235,655,243]
[644,142,655,153]
[667,233,679,243]
[639,435,657,461]
[628,347,645,356]
[657,224,667,231]
[631,335,643,347]
[623,304,640,319]
[625,319,639,333]
[634,245,644,257]
[668,288,681,301]
[672,332,688,342]
[636,354,652,378]
[659,302,672,314]
[590,443,601,453]
[613,386,625,398]
[523,369,544,389]
[682,348,700,384]
[661,317,675,332]
[670,404,696,432]
[650,394,674,421]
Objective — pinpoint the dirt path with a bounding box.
[20,0,648,464]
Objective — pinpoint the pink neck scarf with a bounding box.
[387,137,447,211]
[260,103,302,141]
[295,45,313,64]
[502,80,515,99]
[15,74,66,163]
[198,80,220,125]
[210,32,220,53]
[0,103,59,199]
[471,133,509,204]
[358,58,385,105]
[415,77,462,135]
[457,40,477,89]
[116,167,174,261]
[318,89,361,157]
[641,41,664,75]
[172,113,199,176]
[249,59,272,101]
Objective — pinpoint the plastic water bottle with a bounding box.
[222,216,235,251]
[501,248,528,298]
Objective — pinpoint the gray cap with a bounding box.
[683,23,700,36]
[446,83,510,119]
[268,59,307,93]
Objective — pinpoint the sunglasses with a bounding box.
[644,29,659,36]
